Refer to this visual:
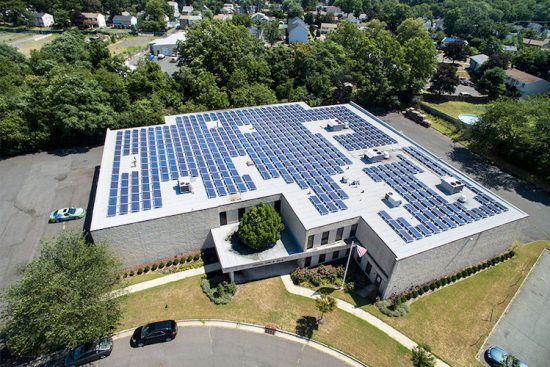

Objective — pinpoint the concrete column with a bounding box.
[297,258,305,267]
[229,271,235,283]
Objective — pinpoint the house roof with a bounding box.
[82,12,103,18]
[179,14,202,20]
[522,38,549,47]
[288,17,307,33]
[470,54,489,64]
[113,15,135,21]
[505,68,544,83]
[149,31,187,47]
[321,23,338,30]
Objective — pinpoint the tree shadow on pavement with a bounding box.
[295,316,318,339]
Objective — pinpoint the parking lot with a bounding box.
[0,147,102,290]
[481,249,550,367]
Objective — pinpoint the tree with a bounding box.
[428,64,459,95]
[231,83,277,107]
[411,343,435,367]
[264,20,282,46]
[237,202,284,250]
[443,41,469,64]
[140,0,170,32]
[315,294,336,324]
[477,67,506,99]
[0,231,121,357]
[499,354,521,367]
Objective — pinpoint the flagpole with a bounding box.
[341,241,355,289]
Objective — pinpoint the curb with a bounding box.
[113,319,367,367]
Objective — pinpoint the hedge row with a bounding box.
[396,250,515,303]
[122,253,202,278]
[290,264,345,287]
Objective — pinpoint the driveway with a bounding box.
[379,112,550,242]
[102,326,353,367]
[0,146,102,290]
[481,249,550,367]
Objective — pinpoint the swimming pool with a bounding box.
[458,114,480,125]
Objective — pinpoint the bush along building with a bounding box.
[90,102,527,298]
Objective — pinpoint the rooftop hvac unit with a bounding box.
[440,176,465,194]
[385,192,402,207]
[326,119,345,132]
[178,177,193,194]
[364,148,388,163]
[458,194,467,203]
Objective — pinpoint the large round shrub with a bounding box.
[237,203,285,250]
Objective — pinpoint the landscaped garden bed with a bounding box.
[200,273,237,305]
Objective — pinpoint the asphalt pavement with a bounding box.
[102,326,352,367]
[482,249,550,367]
[379,112,550,242]
[0,146,103,291]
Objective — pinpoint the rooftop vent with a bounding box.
[385,192,402,207]
[178,177,193,194]
[440,176,465,194]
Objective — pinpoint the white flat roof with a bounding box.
[149,31,186,47]
[91,102,527,259]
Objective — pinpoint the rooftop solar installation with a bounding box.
[92,102,526,257]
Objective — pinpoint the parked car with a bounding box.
[131,320,177,347]
[64,338,113,367]
[485,346,527,367]
[49,207,85,223]
[157,53,165,59]
[459,92,472,96]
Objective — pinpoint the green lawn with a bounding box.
[333,241,549,367]
[1,32,59,56]
[423,101,489,119]
[119,276,411,367]
[108,35,156,56]
[120,271,165,287]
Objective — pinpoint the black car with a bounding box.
[64,338,113,367]
[131,320,177,347]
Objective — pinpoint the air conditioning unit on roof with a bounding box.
[440,176,464,194]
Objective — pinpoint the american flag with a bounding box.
[356,246,367,258]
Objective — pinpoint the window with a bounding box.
[274,200,281,213]
[365,261,372,276]
[319,253,326,263]
[350,223,358,238]
[304,257,311,267]
[335,227,344,241]
[321,231,329,245]
[219,211,227,226]
[307,235,314,249]
[238,208,245,220]
[331,251,339,260]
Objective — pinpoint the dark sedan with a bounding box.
[64,338,113,367]
[131,320,177,347]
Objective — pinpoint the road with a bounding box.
[102,326,352,367]
[0,146,102,291]
[482,249,550,367]
[379,112,550,242]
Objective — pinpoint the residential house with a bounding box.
[251,12,269,23]
[221,4,234,14]
[112,15,137,28]
[288,17,308,44]
[179,14,202,28]
[149,31,186,56]
[505,68,550,97]
[320,23,338,34]
[180,6,193,16]
[528,22,542,32]
[441,37,459,46]
[522,38,550,49]
[82,12,107,28]
[324,6,343,17]
[469,54,489,72]
[167,1,180,19]
[503,45,517,53]
[34,12,54,27]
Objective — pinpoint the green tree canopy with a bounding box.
[428,64,459,95]
[411,343,435,367]
[477,67,506,99]
[237,203,285,250]
[315,294,337,323]
[443,41,469,64]
[0,231,121,357]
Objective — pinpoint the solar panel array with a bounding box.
[107,103,400,217]
[363,152,509,243]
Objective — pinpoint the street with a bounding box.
[102,326,352,367]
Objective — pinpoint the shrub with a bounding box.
[509,250,515,257]
[344,282,355,293]
[166,260,173,267]
[451,275,457,282]
[151,263,158,271]
[461,270,468,278]
[193,254,200,261]
[237,203,285,250]
[411,290,418,298]
[186,255,193,262]
[499,255,505,262]
[158,262,165,269]
[129,271,134,277]
[123,272,128,278]
[435,279,442,288]
[405,293,412,300]
[137,268,143,275]
[375,299,409,317]
[200,276,237,305]
[179,257,186,265]
[422,285,429,293]
[143,266,150,273]
[429,283,436,291]
[441,278,448,286]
